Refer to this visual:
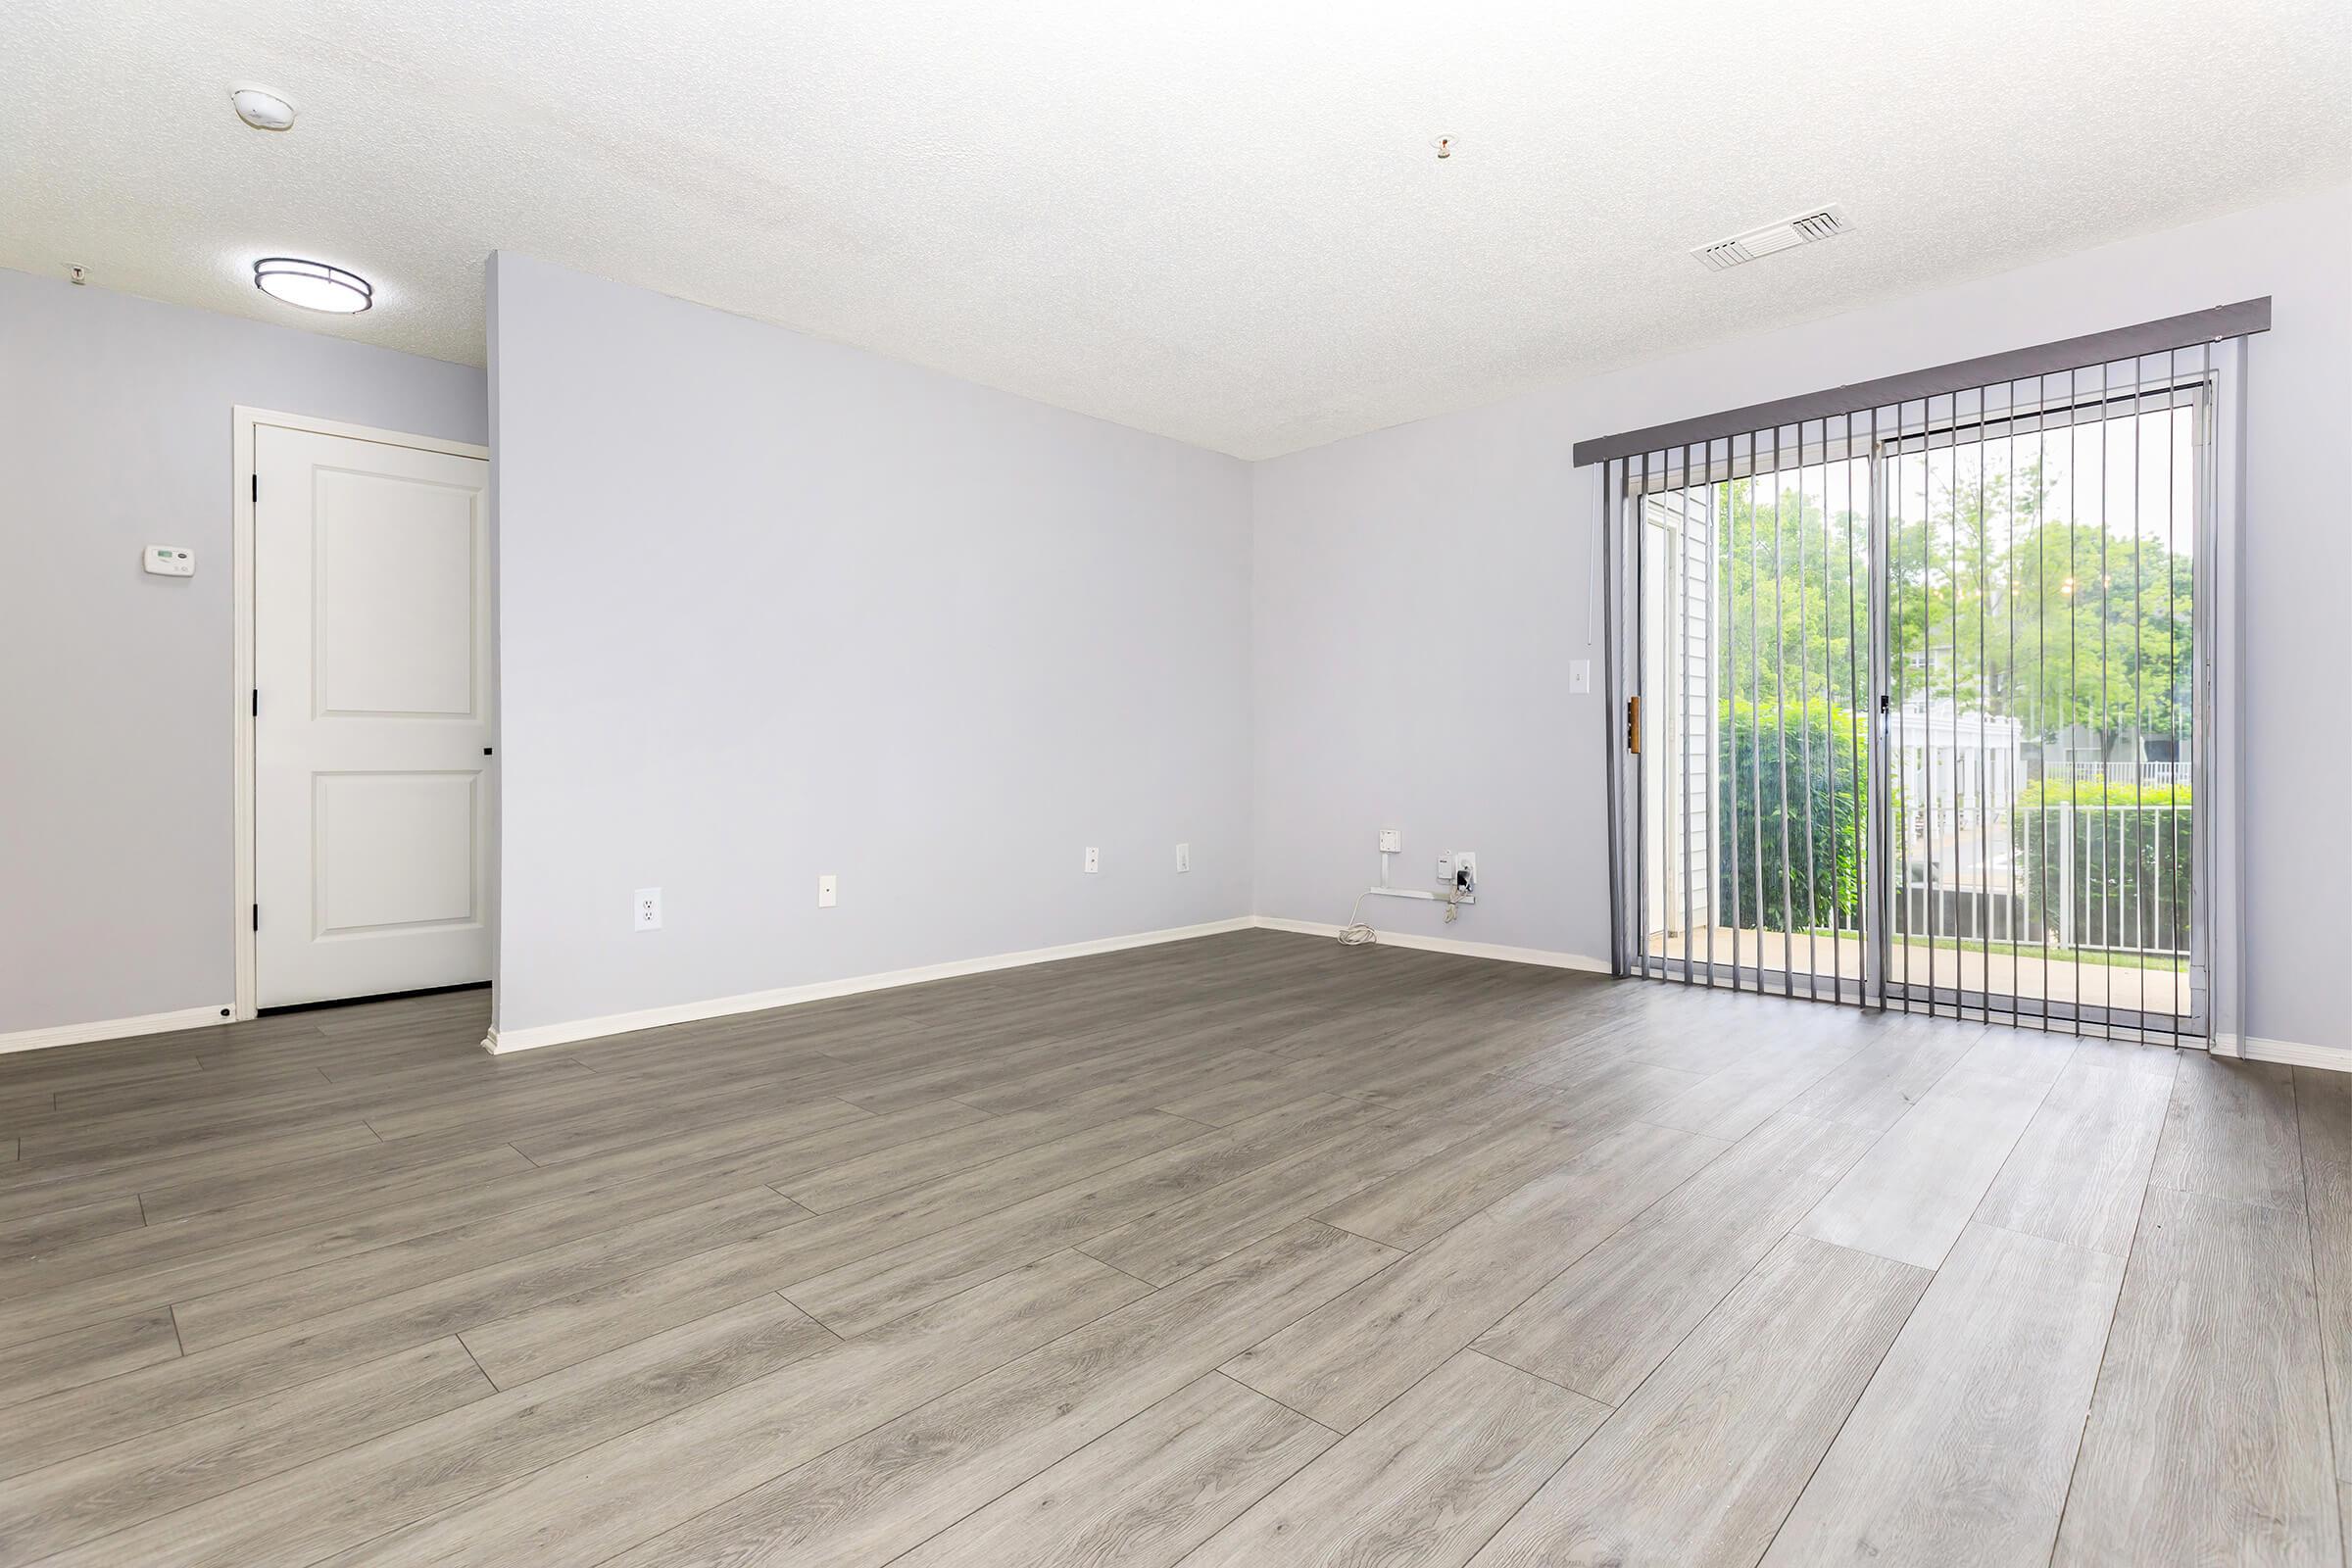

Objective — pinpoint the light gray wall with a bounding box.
[1252,182,2352,1051]
[0,267,487,1034]
[489,254,1252,1034]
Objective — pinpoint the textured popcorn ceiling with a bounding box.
[5,0,2349,458]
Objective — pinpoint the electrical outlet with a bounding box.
[1175,843,1191,873]
[816,874,837,908]
[1084,847,1100,874]
[1454,853,1478,895]
[1378,828,1402,854]
[1435,856,1452,887]
[632,887,662,931]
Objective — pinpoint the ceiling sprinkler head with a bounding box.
[68,264,87,285]
[1431,135,1455,160]
[230,85,298,131]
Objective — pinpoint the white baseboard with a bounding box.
[0,1004,233,1056]
[1251,916,1611,974]
[2243,1035,2352,1073]
[483,916,1260,1054]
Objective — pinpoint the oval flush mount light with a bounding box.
[229,85,298,131]
[254,257,372,313]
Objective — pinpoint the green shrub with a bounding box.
[2017,777,2189,809]
[1717,701,1865,932]
[2017,789,2190,953]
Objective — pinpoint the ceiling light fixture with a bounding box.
[230,85,298,131]
[253,257,372,313]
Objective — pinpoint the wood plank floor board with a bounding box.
[0,1048,211,1102]
[41,1058,334,1121]
[0,1121,381,1224]
[0,1132,819,1348]
[2149,1050,2305,1211]
[1759,1221,2126,1567]
[1308,1082,1664,1252]
[2297,1065,2352,1482]
[0,1192,146,1263]
[0,931,2331,1566]
[1642,1034,1869,1142]
[1782,1018,1986,1132]
[1465,1234,1928,1568]
[1475,1110,1875,1405]
[0,1334,489,1561]
[6,1143,537,1298]
[737,1098,1005,1193]
[1793,1028,2074,1269]
[0,1307,181,1411]
[1182,1349,1606,1568]
[33,1292,842,1568]
[334,1249,1167,1568]
[1974,1046,2176,1256]
[1152,1053,1348,1127]
[1078,1106,1501,1286]
[589,1222,1397,1568]
[500,1079,884,1167]
[188,1181,813,1379]
[170,1183,810,1351]
[887,1371,1334,1568]
[454,1108,1210,1387]
[787,1094,1382,1336]
[775,1092,1143,1211]
[2052,1184,2340,1566]
[1226,1118,1727,1431]
[14,1083,440,1169]
[132,1125,533,1225]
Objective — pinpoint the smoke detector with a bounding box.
[1692,203,1849,271]
[229,85,298,132]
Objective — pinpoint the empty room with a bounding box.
[4,1,2350,1563]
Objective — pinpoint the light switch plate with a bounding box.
[1570,660,1592,694]
[632,887,662,931]
[817,874,837,908]
[1175,843,1191,873]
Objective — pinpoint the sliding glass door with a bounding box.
[1630,430,1874,1004]
[1612,349,2219,1041]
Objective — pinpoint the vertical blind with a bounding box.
[1591,303,2265,1042]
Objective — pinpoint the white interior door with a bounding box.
[255,425,492,1007]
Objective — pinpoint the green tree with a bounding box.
[1704,454,2192,745]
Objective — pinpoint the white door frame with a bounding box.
[231,407,491,1020]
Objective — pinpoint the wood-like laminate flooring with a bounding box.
[0,929,2341,1566]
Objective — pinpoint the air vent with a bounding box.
[1692,203,1849,271]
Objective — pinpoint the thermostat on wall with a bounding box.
[144,545,195,577]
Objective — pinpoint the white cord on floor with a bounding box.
[1338,890,1378,947]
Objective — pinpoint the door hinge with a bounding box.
[1626,696,1642,755]
[252,904,260,932]
[251,473,259,504]
[251,688,259,717]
